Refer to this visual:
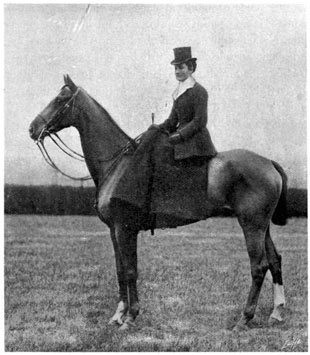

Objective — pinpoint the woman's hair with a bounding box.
[185,59,197,73]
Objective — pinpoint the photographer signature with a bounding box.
[281,336,302,351]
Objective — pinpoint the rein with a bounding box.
[35,86,138,182]
[49,133,85,161]
[36,139,92,181]
[36,133,133,182]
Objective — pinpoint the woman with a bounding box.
[150,46,217,163]
[112,47,217,228]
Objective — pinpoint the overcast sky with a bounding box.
[4,4,306,187]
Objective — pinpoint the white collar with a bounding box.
[172,76,196,100]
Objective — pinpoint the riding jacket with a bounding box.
[159,80,217,160]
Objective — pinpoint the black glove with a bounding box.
[168,132,182,145]
[148,124,160,131]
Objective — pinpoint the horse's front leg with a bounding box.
[124,231,139,329]
[108,226,128,325]
[115,222,140,331]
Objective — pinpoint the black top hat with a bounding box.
[170,47,197,65]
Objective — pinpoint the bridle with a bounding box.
[35,86,92,181]
[34,85,141,182]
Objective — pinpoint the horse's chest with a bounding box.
[97,156,131,216]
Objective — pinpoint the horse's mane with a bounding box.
[79,87,133,143]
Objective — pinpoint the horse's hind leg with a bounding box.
[235,218,269,330]
[265,225,285,324]
[108,226,128,325]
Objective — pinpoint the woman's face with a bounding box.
[174,63,193,82]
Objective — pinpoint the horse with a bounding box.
[29,75,287,331]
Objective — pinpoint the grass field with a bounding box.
[4,215,307,351]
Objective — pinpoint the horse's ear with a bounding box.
[65,74,77,93]
[63,74,68,84]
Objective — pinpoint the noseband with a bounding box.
[35,86,92,181]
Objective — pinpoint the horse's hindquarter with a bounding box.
[210,149,282,217]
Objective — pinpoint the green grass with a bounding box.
[5,215,307,351]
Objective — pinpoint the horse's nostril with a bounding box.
[29,125,35,138]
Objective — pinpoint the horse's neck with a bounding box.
[75,90,130,186]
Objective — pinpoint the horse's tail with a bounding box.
[271,160,288,226]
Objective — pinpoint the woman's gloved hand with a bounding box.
[168,132,182,145]
[148,124,160,131]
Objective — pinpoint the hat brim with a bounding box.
[170,57,197,65]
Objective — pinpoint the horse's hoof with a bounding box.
[118,323,129,331]
[108,318,122,326]
[268,314,284,326]
[118,318,136,331]
[268,305,285,326]
[108,314,126,326]
[233,316,250,332]
[233,322,249,332]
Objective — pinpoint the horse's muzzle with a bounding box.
[29,125,35,139]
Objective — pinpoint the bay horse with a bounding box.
[29,75,287,331]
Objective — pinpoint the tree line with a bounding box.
[4,184,307,217]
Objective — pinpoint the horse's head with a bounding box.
[29,75,80,142]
